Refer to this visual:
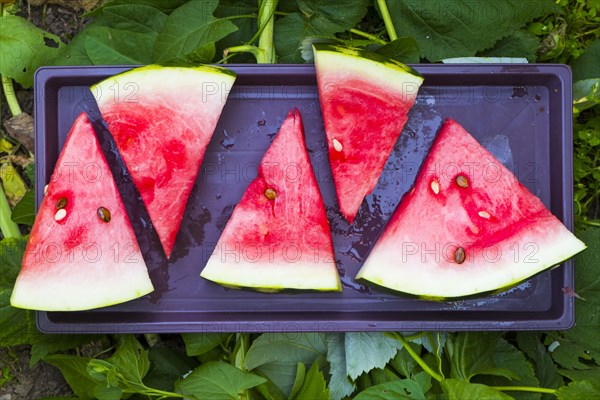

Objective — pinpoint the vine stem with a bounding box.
[491,386,557,394]
[1,4,22,117]
[376,0,398,41]
[349,28,387,45]
[256,0,278,63]
[582,219,600,227]
[392,333,443,382]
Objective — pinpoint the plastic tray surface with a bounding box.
[34,64,575,332]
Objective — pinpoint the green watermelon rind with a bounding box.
[312,43,423,81]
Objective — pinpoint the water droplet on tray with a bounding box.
[220,130,235,150]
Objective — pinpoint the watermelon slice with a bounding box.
[356,119,587,299]
[10,113,154,311]
[313,44,424,223]
[92,65,236,258]
[200,109,341,291]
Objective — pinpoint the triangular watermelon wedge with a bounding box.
[11,113,154,311]
[356,119,587,299]
[200,109,341,291]
[313,44,424,223]
[92,65,236,258]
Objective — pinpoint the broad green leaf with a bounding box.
[573,79,600,114]
[214,0,258,63]
[389,347,417,378]
[386,0,558,61]
[293,361,329,400]
[245,332,327,397]
[441,378,513,400]
[90,3,168,34]
[558,368,600,390]
[0,15,64,88]
[274,0,369,63]
[446,332,518,382]
[84,27,156,64]
[555,381,600,400]
[345,332,402,380]
[182,332,230,356]
[50,29,93,66]
[373,37,420,64]
[561,228,600,365]
[480,30,540,62]
[0,288,30,346]
[143,346,199,392]
[0,236,27,289]
[107,335,150,384]
[474,339,540,400]
[255,377,287,400]
[11,189,35,226]
[176,361,266,400]
[326,333,356,400]
[516,333,564,391]
[289,362,306,400]
[572,39,600,81]
[370,368,399,385]
[30,334,102,366]
[153,0,238,63]
[550,340,590,370]
[354,376,429,400]
[92,384,122,400]
[44,355,97,400]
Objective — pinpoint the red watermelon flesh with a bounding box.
[10,113,154,311]
[356,119,587,298]
[200,109,341,291]
[92,65,236,258]
[313,44,424,223]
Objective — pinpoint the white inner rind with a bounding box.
[356,221,586,298]
[11,255,153,311]
[313,49,423,100]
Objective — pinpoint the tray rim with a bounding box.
[34,64,575,333]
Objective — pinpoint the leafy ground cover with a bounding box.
[1,0,599,398]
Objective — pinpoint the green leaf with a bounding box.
[153,0,238,63]
[389,347,417,378]
[555,381,600,400]
[558,368,600,390]
[373,37,420,64]
[91,3,168,34]
[474,339,540,400]
[0,162,27,205]
[516,333,564,391]
[326,333,356,400]
[0,288,30,346]
[245,332,327,397]
[182,332,230,356]
[446,332,518,382]
[85,0,188,15]
[50,29,92,66]
[144,345,199,392]
[354,375,430,400]
[370,368,400,385]
[561,228,600,365]
[0,15,64,88]
[441,378,513,400]
[572,39,600,81]
[550,340,590,370]
[30,334,102,366]
[289,362,306,400]
[573,79,600,114]
[274,0,369,63]
[176,361,266,400]
[44,355,98,400]
[84,27,156,64]
[480,30,540,62]
[11,189,35,226]
[345,332,402,380]
[0,236,27,289]
[293,361,329,400]
[214,0,258,63]
[386,0,558,61]
[107,335,150,384]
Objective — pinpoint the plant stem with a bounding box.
[392,333,443,382]
[491,386,557,394]
[256,0,278,63]
[0,183,21,238]
[226,45,260,57]
[1,75,22,117]
[349,28,387,45]
[582,219,600,227]
[377,0,398,41]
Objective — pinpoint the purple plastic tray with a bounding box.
[34,64,575,333]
